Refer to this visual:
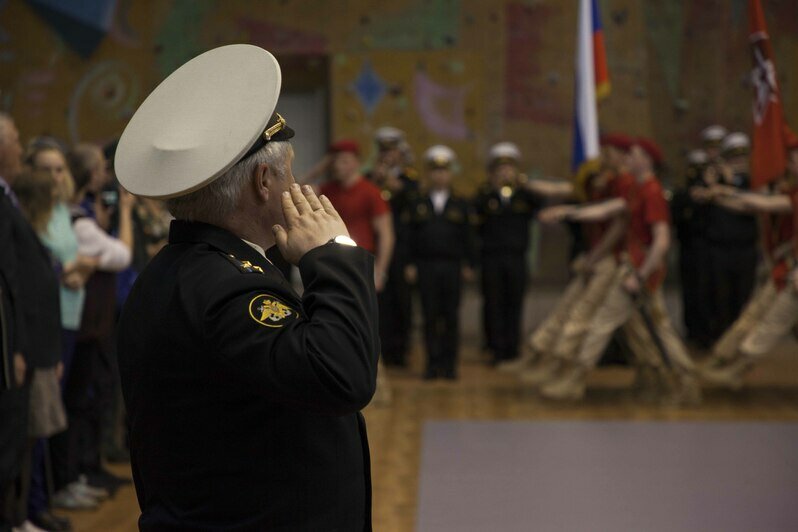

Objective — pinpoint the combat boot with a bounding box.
[520,356,562,387]
[497,348,538,373]
[539,362,587,401]
[662,372,702,406]
[631,364,665,403]
[700,355,751,390]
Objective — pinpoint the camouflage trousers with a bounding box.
[528,256,617,358]
[575,264,696,373]
[740,280,798,360]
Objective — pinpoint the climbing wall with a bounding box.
[1,0,796,192]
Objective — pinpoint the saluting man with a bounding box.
[115,45,380,531]
[404,146,476,380]
[473,142,540,365]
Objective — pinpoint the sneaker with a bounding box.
[30,511,72,531]
[13,521,48,532]
[82,468,132,497]
[76,476,110,501]
[52,488,98,511]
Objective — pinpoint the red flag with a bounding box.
[749,0,787,188]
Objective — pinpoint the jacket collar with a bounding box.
[168,220,273,270]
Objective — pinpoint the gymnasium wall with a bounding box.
[1,0,796,193]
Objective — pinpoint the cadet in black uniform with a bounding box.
[366,127,419,367]
[404,145,476,380]
[704,133,758,339]
[671,149,713,347]
[473,143,540,365]
[115,45,380,531]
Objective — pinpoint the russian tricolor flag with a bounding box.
[572,0,610,173]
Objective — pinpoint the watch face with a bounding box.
[334,235,357,247]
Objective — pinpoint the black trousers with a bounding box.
[51,339,113,491]
[678,239,714,347]
[481,255,527,362]
[378,259,413,366]
[708,243,757,339]
[0,385,30,530]
[417,260,462,375]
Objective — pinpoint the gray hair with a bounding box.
[166,141,293,224]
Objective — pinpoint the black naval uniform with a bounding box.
[473,186,540,363]
[405,193,476,378]
[671,167,714,347]
[705,172,758,338]
[367,169,419,366]
[118,221,380,531]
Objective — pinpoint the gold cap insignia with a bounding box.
[248,294,298,328]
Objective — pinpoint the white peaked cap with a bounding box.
[488,142,522,163]
[374,126,404,143]
[721,132,750,153]
[116,44,288,199]
[424,145,456,167]
[686,149,709,165]
[700,125,728,143]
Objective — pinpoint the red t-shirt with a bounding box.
[627,177,670,290]
[320,178,390,253]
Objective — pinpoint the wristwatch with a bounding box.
[330,235,357,247]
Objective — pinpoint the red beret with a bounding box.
[634,137,664,166]
[600,133,633,152]
[328,139,360,156]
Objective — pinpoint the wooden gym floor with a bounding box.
[60,287,798,532]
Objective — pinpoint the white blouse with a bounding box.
[73,217,132,272]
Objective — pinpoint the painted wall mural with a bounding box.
[413,69,471,140]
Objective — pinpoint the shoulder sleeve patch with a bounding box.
[248,294,299,328]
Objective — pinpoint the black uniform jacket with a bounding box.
[0,192,27,384]
[472,185,540,258]
[118,221,380,532]
[403,193,477,265]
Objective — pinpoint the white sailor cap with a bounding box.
[700,125,728,145]
[374,126,404,149]
[721,132,750,156]
[424,145,456,169]
[116,44,293,199]
[686,149,709,166]
[488,142,521,167]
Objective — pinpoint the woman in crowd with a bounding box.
[63,144,133,499]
